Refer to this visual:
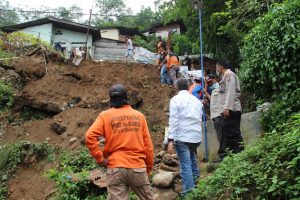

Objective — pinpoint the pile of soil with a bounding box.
[4,60,175,148]
[7,160,56,200]
[0,58,176,199]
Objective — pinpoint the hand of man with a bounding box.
[167,141,175,154]
[223,109,230,118]
[98,158,108,167]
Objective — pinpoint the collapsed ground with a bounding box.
[0,56,176,199]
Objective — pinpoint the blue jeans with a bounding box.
[160,64,171,84]
[174,141,200,194]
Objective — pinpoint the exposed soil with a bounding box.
[7,160,56,200]
[1,57,176,199]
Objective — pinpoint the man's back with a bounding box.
[86,84,154,200]
[169,90,203,143]
[167,53,179,69]
[167,78,203,195]
[86,105,154,173]
[127,38,133,50]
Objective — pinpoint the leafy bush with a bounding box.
[261,88,300,132]
[0,142,53,199]
[0,81,14,112]
[133,35,157,53]
[46,147,106,200]
[186,113,300,200]
[240,0,300,100]
[172,34,199,55]
[0,32,55,56]
[0,48,15,59]
[133,33,200,56]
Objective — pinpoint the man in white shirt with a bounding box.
[167,77,203,196]
[125,36,134,62]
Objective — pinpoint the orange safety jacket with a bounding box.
[166,54,180,70]
[85,105,154,175]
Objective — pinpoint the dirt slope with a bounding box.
[1,59,175,199]
[7,160,56,200]
[3,60,175,149]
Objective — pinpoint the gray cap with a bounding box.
[109,84,129,108]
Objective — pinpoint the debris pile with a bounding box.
[0,53,179,199]
[152,151,182,199]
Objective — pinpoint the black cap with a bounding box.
[109,84,129,108]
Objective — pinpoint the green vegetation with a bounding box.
[239,0,300,131]
[240,0,300,100]
[187,113,300,200]
[0,0,84,25]
[172,34,199,55]
[0,142,53,199]
[0,31,54,56]
[0,81,14,112]
[0,1,19,26]
[46,147,140,199]
[0,48,15,59]
[46,147,104,200]
[261,89,300,132]
[186,1,300,199]
[133,35,157,53]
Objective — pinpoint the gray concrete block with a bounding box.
[197,111,263,161]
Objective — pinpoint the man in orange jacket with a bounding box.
[166,46,180,87]
[85,84,154,200]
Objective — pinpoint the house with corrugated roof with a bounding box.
[1,16,101,51]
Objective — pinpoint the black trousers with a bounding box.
[213,116,223,155]
[216,111,244,157]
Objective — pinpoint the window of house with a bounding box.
[54,30,63,35]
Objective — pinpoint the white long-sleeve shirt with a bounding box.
[168,90,203,143]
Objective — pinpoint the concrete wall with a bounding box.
[154,24,181,38]
[100,29,120,41]
[22,23,53,43]
[52,27,93,48]
[197,111,263,160]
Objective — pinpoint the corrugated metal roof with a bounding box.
[99,25,145,39]
[1,16,101,41]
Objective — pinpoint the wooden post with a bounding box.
[85,9,92,59]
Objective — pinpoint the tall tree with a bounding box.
[209,0,283,64]
[95,0,129,24]
[17,5,83,22]
[0,0,19,26]
[54,5,83,22]
[158,0,284,65]
[133,6,157,30]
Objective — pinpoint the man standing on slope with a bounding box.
[167,77,203,196]
[216,60,244,161]
[203,74,224,162]
[166,46,180,87]
[125,36,134,62]
[85,84,154,200]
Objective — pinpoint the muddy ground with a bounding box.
[0,56,176,199]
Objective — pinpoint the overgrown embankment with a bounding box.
[187,113,300,200]
[187,1,300,199]
[0,142,54,199]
